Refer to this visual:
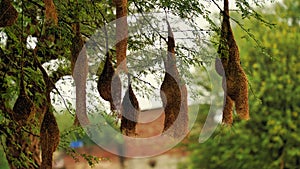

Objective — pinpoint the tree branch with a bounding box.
[27,0,45,10]
[33,49,73,115]
[132,0,167,43]
[130,73,158,90]
[211,0,263,49]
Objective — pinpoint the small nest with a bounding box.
[13,93,35,123]
[120,83,140,136]
[0,0,18,27]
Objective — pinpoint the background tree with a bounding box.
[181,0,300,168]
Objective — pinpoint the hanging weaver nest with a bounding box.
[160,20,188,138]
[71,22,90,126]
[115,0,128,72]
[0,0,18,27]
[40,108,60,169]
[216,0,249,125]
[161,72,181,137]
[120,75,140,136]
[98,52,122,111]
[13,73,35,124]
[13,93,35,124]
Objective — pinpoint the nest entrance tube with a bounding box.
[216,0,249,125]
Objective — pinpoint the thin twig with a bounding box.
[32,49,73,115]
[132,0,167,43]
[211,0,262,48]
[27,0,45,10]
[21,126,40,137]
[129,73,158,90]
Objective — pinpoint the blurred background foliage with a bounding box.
[180,0,300,168]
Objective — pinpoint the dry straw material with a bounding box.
[216,0,249,125]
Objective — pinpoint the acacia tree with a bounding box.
[0,0,273,168]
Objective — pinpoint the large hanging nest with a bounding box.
[120,75,140,136]
[216,0,249,125]
[33,52,60,169]
[71,22,89,126]
[115,0,128,72]
[160,20,188,138]
[37,1,60,168]
[0,0,18,27]
[160,72,181,137]
[40,107,60,169]
[13,20,35,124]
[114,0,140,136]
[98,26,122,112]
